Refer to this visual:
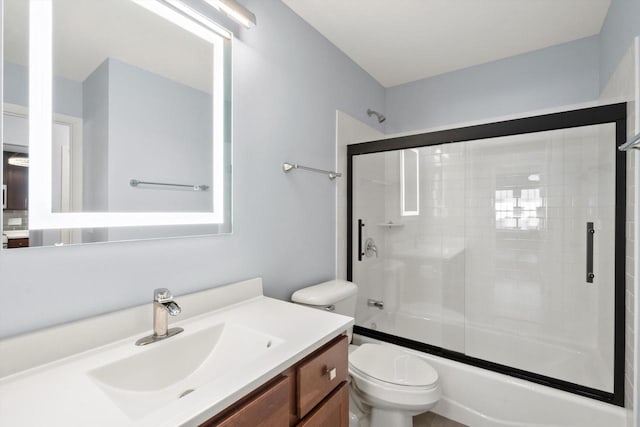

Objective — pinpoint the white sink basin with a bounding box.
[0,281,354,427]
[89,322,281,420]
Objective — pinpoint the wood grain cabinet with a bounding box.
[200,376,291,427]
[296,382,349,427]
[202,335,349,427]
[7,238,29,248]
[3,151,28,211]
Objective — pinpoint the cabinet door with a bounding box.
[201,376,290,427]
[3,152,28,210]
[296,381,348,427]
[297,335,348,418]
[7,238,29,249]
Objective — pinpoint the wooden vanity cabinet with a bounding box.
[3,151,28,211]
[200,376,291,427]
[296,382,349,427]
[7,238,29,248]
[202,335,349,427]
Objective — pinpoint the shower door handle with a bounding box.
[358,219,365,261]
[586,222,595,283]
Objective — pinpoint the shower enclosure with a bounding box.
[347,104,627,405]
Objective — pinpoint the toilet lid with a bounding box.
[349,343,438,387]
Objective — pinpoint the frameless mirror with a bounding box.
[2,0,232,249]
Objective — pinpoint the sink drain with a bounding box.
[179,389,195,399]
[266,340,272,348]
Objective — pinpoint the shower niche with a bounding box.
[347,104,627,406]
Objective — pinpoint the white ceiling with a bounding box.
[281,0,612,88]
[4,0,213,93]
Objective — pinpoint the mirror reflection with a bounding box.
[401,149,419,216]
[2,0,232,249]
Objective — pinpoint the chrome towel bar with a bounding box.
[618,132,640,151]
[129,179,209,191]
[282,162,342,180]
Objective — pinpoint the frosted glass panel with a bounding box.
[352,122,617,393]
[353,144,466,353]
[401,149,419,216]
[464,124,616,392]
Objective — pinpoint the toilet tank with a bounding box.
[291,280,358,341]
[291,280,358,316]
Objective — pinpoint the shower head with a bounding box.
[367,109,386,123]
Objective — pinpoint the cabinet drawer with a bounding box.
[296,381,348,427]
[7,238,29,248]
[297,335,348,418]
[202,375,290,427]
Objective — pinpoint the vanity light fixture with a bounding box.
[203,0,256,28]
[400,149,419,217]
[132,0,232,40]
[8,157,29,167]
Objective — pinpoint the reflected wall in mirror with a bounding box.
[2,0,232,249]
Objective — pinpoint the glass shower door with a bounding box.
[351,143,466,354]
[349,110,622,400]
[464,123,617,392]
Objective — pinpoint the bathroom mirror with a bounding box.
[2,0,232,248]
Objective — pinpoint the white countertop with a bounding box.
[3,230,29,239]
[0,294,353,427]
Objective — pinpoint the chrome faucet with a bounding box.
[135,288,184,346]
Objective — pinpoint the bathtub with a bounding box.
[363,304,612,392]
[353,335,627,427]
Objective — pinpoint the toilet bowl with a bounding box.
[348,343,441,427]
[291,280,441,427]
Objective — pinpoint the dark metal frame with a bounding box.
[347,103,627,406]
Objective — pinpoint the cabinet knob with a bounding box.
[325,367,337,381]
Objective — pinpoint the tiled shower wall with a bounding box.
[626,149,635,411]
[2,210,28,231]
[351,126,618,392]
[598,41,637,412]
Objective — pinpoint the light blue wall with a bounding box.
[384,36,601,134]
[0,0,385,338]
[82,60,110,214]
[106,58,213,213]
[106,58,215,241]
[599,0,640,90]
[3,61,83,117]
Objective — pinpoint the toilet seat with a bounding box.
[349,343,438,387]
[350,367,440,411]
[348,343,441,411]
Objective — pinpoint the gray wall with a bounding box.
[599,0,640,90]
[83,60,110,213]
[384,0,640,135]
[84,58,213,214]
[384,36,601,134]
[3,61,83,118]
[0,0,385,338]
[105,58,216,241]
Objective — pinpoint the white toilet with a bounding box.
[292,280,441,427]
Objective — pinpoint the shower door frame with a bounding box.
[346,103,627,406]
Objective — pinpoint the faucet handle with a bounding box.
[154,288,173,303]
